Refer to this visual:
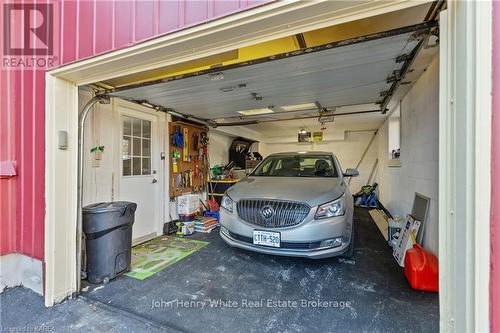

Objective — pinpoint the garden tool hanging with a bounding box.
[194,161,199,178]
[200,131,209,147]
[182,128,189,162]
[183,170,193,188]
[172,125,184,148]
[192,132,199,151]
[175,173,183,193]
[172,150,181,173]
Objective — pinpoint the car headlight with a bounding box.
[221,194,234,213]
[315,194,345,219]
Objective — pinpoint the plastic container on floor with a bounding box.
[404,244,439,292]
[82,201,137,284]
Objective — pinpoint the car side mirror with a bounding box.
[343,168,359,177]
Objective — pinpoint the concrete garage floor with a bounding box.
[0,208,438,332]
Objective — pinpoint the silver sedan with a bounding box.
[219,152,358,259]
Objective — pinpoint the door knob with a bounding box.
[152,179,158,183]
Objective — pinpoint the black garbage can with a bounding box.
[82,201,137,284]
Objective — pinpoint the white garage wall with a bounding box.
[376,55,439,256]
[207,131,234,167]
[79,89,116,206]
[263,130,379,193]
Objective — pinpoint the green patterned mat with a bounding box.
[125,236,209,280]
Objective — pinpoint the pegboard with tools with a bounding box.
[169,121,209,199]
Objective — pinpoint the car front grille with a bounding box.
[236,199,310,228]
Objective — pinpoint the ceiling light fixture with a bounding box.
[237,108,274,116]
[280,103,317,112]
[298,128,307,134]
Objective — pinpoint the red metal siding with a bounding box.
[491,1,500,331]
[94,1,114,55]
[0,0,269,260]
[159,1,181,33]
[60,0,78,64]
[77,1,94,59]
[114,1,134,49]
[0,64,17,255]
[134,1,157,41]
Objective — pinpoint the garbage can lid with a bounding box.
[83,201,136,214]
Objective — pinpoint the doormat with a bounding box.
[125,236,209,280]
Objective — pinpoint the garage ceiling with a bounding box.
[108,23,433,124]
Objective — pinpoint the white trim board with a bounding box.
[45,75,79,306]
[438,2,492,331]
[0,254,43,295]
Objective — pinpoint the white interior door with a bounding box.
[117,104,161,242]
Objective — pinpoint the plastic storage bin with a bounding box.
[82,201,137,284]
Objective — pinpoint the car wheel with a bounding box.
[342,221,355,259]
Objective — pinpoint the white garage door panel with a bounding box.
[157,60,394,104]
[166,83,386,120]
[109,29,421,120]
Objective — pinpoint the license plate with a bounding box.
[253,230,280,248]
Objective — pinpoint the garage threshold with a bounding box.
[79,208,438,332]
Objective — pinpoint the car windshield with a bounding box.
[252,154,338,177]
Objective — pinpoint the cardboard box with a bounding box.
[393,214,421,267]
[177,194,199,217]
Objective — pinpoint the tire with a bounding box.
[342,220,355,259]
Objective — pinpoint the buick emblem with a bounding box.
[260,205,275,219]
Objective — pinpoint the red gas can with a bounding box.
[404,244,439,292]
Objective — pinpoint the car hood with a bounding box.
[226,176,346,207]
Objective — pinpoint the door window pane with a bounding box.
[142,121,151,138]
[142,139,151,157]
[132,157,141,175]
[142,158,151,175]
[123,158,131,176]
[122,137,131,159]
[133,118,142,136]
[133,137,141,156]
[123,118,132,136]
[122,116,152,176]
